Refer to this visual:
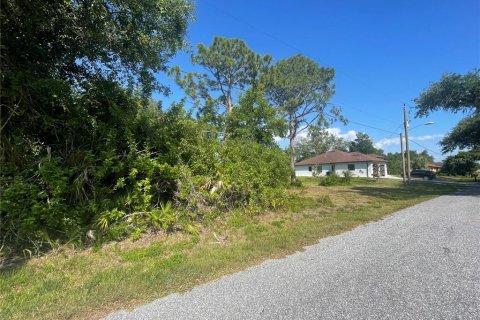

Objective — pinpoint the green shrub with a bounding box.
[175,139,290,212]
[290,180,303,187]
[342,170,353,182]
[147,202,176,232]
[319,171,353,186]
[0,101,291,256]
[319,172,342,186]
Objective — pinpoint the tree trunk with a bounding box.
[226,93,233,114]
[289,119,296,184]
[290,138,296,184]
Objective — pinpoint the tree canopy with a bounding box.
[441,150,480,176]
[1,0,193,97]
[1,0,194,150]
[414,70,480,117]
[225,85,286,146]
[349,132,383,155]
[385,150,434,175]
[264,54,342,183]
[439,114,480,153]
[295,126,349,161]
[171,36,271,118]
[414,70,480,153]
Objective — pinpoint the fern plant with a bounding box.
[147,201,175,232]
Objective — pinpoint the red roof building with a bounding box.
[295,150,388,178]
[426,162,443,172]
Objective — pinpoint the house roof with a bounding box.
[427,162,443,168]
[295,150,387,166]
[366,154,386,161]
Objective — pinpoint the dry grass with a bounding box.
[0,178,461,320]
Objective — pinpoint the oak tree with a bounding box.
[414,70,480,152]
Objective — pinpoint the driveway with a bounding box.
[107,186,480,320]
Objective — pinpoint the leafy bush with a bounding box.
[147,202,176,232]
[175,139,290,212]
[0,3,296,257]
[0,98,199,255]
[1,102,292,257]
[440,150,480,176]
[319,172,342,186]
[342,170,353,182]
[290,180,303,187]
[319,172,352,186]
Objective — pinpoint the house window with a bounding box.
[316,165,322,172]
[348,164,355,171]
[308,166,312,172]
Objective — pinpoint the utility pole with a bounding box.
[400,133,406,184]
[403,105,411,183]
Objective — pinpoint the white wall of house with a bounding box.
[295,162,388,178]
[295,165,316,177]
[336,162,368,177]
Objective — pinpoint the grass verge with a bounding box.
[0,179,461,319]
[437,175,478,182]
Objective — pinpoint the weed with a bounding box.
[0,180,461,320]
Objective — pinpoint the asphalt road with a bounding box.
[107,185,480,320]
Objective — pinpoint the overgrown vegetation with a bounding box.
[0,179,461,320]
[317,170,376,186]
[1,4,470,317]
[1,1,295,258]
[0,98,290,256]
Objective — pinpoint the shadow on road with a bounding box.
[345,181,480,201]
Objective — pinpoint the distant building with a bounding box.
[295,150,388,178]
[426,162,443,172]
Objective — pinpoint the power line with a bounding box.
[409,139,444,157]
[324,113,397,135]
[202,0,404,124]
[387,123,403,139]
[183,95,402,138]
[347,119,398,134]
[325,113,442,157]
[176,65,407,136]
[184,95,444,157]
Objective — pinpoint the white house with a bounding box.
[295,150,388,178]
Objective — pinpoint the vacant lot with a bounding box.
[0,179,461,320]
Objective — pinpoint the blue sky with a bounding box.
[156,0,480,161]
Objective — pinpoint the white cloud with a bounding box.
[296,129,309,140]
[411,134,444,141]
[374,137,399,149]
[325,128,357,141]
[275,127,358,146]
[374,134,444,149]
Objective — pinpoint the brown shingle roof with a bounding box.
[366,154,386,160]
[295,150,387,166]
[427,162,443,168]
